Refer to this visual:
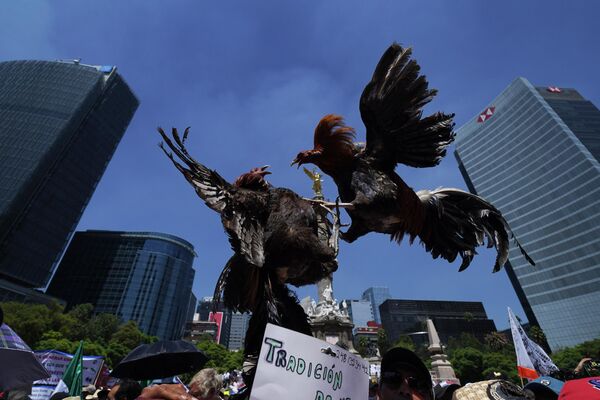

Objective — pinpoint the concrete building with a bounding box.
[379,299,496,344]
[455,78,600,349]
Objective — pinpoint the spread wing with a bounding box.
[158,127,266,266]
[360,43,455,170]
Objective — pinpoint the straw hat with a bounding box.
[452,380,535,400]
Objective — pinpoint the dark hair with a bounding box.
[115,380,142,400]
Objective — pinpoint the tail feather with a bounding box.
[415,188,534,272]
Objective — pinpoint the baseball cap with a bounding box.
[380,347,433,397]
[524,376,563,399]
[558,376,600,399]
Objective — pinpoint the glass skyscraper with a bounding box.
[345,299,374,332]
[362,287,391,324]
[455,77,600,350]
[0,60,138,291]
[47,230,196,340]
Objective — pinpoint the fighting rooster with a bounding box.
[158,127,338,311]
[292,43,534,272]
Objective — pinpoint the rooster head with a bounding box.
[234,165,271,190]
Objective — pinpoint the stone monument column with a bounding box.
[426,318,460,384]
[303,168,357,353]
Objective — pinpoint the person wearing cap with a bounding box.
[432,381,460,400]
[558,376,600,399]
[377,347,434,400]
[523,376,563,400]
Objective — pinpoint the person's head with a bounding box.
[189,368,223,400]
[108,380,142,400]
[524,376,563,400]
[378,348,433,400]
[433,382,460,400]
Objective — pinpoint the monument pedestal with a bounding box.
[306,278,358,353]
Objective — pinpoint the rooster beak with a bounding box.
[260,165,271,175]
[291,158,300,168]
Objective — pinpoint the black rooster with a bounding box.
[158,127,338,310]
[158,127,338,389]
[292,44,534,272]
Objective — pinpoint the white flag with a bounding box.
[508,307,558,379]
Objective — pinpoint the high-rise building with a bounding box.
[227,312,252,351]
[362,287,391,324]
[47,230,195,340]
[454,77,600,350]
[0,61,138,295]
[195,297,232,346]
[345,299,374,332]
[379,299,496,344]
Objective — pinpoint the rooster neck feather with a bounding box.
[313,114,356,176]
[234,173,270,191]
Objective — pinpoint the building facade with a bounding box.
[47,230,195,340]
[195,297,232,346]
[454,77,600,350]
[379,299,496,345]
[345,299,374,332]
[362,287,391,324]
[227,312,252,351]
[0,61,138,295]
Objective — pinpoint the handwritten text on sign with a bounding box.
[250,324,369,400]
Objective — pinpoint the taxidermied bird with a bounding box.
[292,44,534,272]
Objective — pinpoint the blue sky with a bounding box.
[2,1,598,330]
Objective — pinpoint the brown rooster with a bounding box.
[159,127,335,389]
[158,127,338,309]
[292,43,534,272]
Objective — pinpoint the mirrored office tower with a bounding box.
[455,77,600,350]
[47,231,196,340]
[0,61,138,293]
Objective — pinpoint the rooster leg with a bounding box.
[340,222,369,243]
[304,198,355,210]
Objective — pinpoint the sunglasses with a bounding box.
[381,371,431,395]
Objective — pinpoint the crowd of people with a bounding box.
[36,348,596,400]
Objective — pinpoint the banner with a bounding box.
[31,385,56,400]
[250,324,370,400]
[508,307,558,379]
[33,350,104,386]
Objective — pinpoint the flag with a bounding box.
[508,308,558,380]
[55,341,84,396]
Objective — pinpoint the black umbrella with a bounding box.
[111,340,208,380]
[0,323,50,390]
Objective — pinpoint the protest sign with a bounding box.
[33,350,104,386]
[250,324,369,400]
[31,385,56,400]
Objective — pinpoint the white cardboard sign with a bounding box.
[250,324,369,400]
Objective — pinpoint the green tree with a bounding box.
[86,313,121,344]
[197,340,231,372]
[392,335,415,352]
[1,301,64,345]
[377,329,390,355]
[35,330,77,353]
[527,326,550,353]
[482,352,518,383]
[449,347,483,384]
[356,336,370,358]
[484,332,509,352]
